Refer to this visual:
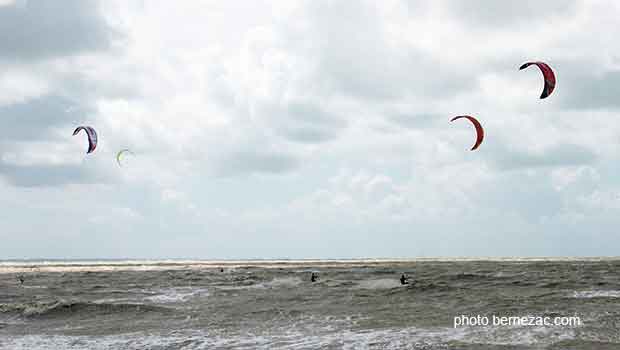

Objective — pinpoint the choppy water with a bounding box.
[1,259,620,349]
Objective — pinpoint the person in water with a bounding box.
[400,274,409,285]
[311,272,318,282]
[18,275,24,285]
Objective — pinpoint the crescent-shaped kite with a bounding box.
[73,126,98,154]
[116,149,134,167]
[451,115,484,151]
[519,61,556,99]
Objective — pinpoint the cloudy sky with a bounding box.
[2,0,620,259]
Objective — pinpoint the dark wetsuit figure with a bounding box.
[311,273,318,282]
[400,274,409,285]
[18,276,24,285]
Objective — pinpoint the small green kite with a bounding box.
[116,149,134,167]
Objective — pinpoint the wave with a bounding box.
[0,322,588,350]
[0,300,171,318]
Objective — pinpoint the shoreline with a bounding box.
[2,256,619,274]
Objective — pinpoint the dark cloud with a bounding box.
[214,150,299,177]
[0,0,115,61]
[0,95,90,141]
[55,71,141,101]
[389,113,441,129]
[475,172,564,220]
[448,0,578,27]
[0,160,110,187]
[0,94,106,188]
[493,143,596,170]
[258,100,347,144]
[558,64,620,110]
[321,48,474,101]
[287,102,344,126]
[278,127,340,143]
[277,102,346,143]
[299,1,474,101]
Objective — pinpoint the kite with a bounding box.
[116,149,134,167]
[519,61,556,99]
[73,126,98,154]
[451,115,484,151]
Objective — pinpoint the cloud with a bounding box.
[213,149,300,177]
[559,65,620,110]
[0,94,108,186]
[0,68,50,105]
[0,0,115,61]
[0,94,90,140]
[446,0,578,27]
[3,0,620,258]
[0,159,110,187]
[493,143,597,170]
[257,99,348,144]
[389,113,442,129]
[298,1,475,101]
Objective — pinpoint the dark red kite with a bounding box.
[519,61,556,99]
[451,115,484,151]
[73,126,98,154]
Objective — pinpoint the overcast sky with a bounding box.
[1,0,620,259]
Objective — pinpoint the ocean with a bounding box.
[1,258,619,349]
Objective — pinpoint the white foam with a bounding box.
[144,287,209,303]
[0,333,206,350]
[263,277,303,288]
[3,307,583,348]
[92,287,209,305]
[356,278,402,290]
[572,290,620,299]
[93,297,133,304]
[0,323,580,350]
[3,257,618,274]
[216,277,303,291]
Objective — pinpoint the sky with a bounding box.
[1,0,620,259]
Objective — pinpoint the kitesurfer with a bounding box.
[311,272,318,282]
[18,275,24,285]
[400,274,409,285]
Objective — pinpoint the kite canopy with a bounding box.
[519,61,556,99]
[451,115,484,151]
[116,149,134,167]
[73,126,97,154]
